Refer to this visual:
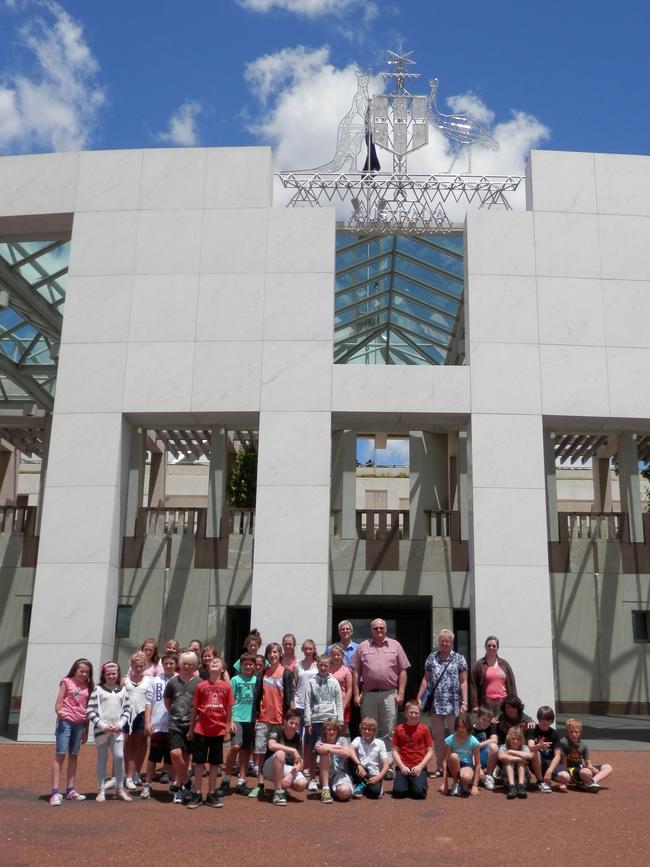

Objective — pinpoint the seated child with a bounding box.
[262,709,308,806]
[494,694,533,746]
[527,705,560,793]
[314,718,353,804]
[442,713,480,797]
[472,706,499,789]
[350,716,389,799]
[498,725,532,799]
[556,718,613,791]
[391,701,434,800]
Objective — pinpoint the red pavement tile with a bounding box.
[0,745,648,867]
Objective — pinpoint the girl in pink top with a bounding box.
[50,658,94,805]
[281,633,299,673]
[329,644,352,733]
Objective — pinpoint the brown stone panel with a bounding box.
[194,537,229,569]
[365,538,399,571]
[548,541,570,572]
[450,540,468,572]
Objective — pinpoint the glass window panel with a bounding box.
[390,311,451,346]
[394,275,460,313]
[392,293,455,331]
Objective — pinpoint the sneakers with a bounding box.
[537,780,552,793]
[171,787,184,805]
[64,789,86,801]
[516,784,527,799]
[492,766,502,780]
[124,778,138,791]
[205,792,224,808]
[186,792,203,809]
[307,778,319,792]
[587,780,601,790]
[484,774,495,791]
[214,781,229,797]
[506,785,517,799]
[96,790,106,803]
[49,792,63,806]
[140,784,151,799]
[384,768,395,781]
[235,780,251,796]
[272,789,287,806]
[448,782,460,797]
[432,768,443,779]
[103,776,116,790]
[158,771,170,784]
[321,788,333,804]
[116,789,133,802]
[352,782,366,799]
[247,785,261,798]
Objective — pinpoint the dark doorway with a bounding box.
[226,606,251,673]
[331,597,432,702]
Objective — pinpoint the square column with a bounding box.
[207,427,228,537]
[331,429,357,538]
[409,431,448,539]
[543,432,559,542]
[618,432,644,542]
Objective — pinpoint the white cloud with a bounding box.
[154,100,202,147]
[239,0,358,16]
[245,46,550,213]
[0,1,104,152]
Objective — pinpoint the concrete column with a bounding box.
[618,432,644,543]
[543,432,559,542]
[35,416,52,535]
[207,427,228,538]
[330,430,357,538]
[457,430,470,542]
[409,431,448,540]
[123,425,145,537]
[147,446,167,508]
[19,413,130,741]
[592,457,612,513]
[0,446,19,504]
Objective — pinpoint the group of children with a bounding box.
[49,634,613,808]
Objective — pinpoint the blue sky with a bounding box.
[0,0,648,169]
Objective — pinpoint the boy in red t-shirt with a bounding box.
[391,701,434,799]
[188,657,234,808]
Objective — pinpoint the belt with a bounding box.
[366,687,396,693]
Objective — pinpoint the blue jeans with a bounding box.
[55,718,85,755]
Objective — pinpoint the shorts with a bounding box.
[148,732,170,764]
[55,718,85,755]
[254,721,275,755]
[306,722,323,751]
[167,725,192,754]
[262,756,306,787]
[330,770,353,794]
[479,745,489,768]
[232,721,254,750]
[460,760,474,769]
[191,733,224,766]
[128,711,145,735]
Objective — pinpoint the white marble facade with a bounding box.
[1,146,648,739]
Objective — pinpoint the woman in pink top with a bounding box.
[50,658,94,805]
[470,635,517,717]
[329,643,352,734]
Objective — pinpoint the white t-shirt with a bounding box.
[145,674,171,733]
[294,663,318,710]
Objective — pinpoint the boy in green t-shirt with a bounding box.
[216,654,257,796]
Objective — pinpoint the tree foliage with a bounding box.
[227,448,257,507]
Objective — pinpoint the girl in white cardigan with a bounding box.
[86,662,132,802]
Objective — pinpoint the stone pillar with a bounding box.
[543,432,559,542]
[35,416,52,535]
[409,431,448,539]
[457,429,470,542]
[618,432,644,543]
[123,425,144,537]
[207,427,227,537]
[147,443,167,509]
[592,457,612,513]
[0,446,19,504]
[330,430,357,539]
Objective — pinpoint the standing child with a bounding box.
[141,651,178,799]
[217,653,257,796]
[123,651,150,790]
[314,718,353,803]
[329,644,352,736]
[87,662,132,802]
[164,651,200,804]
[391,701,434,799]
[293,638,319,788]
[50,658,94,805]
[281,634,299,673]
[350,716,389,799]
[557,718,613,791]
[442,713,480,796]
[188,657,234,808]
[498,725,532,799]
[233,630,263,674]
[527,706,560,793]
[304,654,343,789]
[249,642,295,799]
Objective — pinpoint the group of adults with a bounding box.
[337,617,516,772]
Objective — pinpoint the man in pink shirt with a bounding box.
[352,618,410,766]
